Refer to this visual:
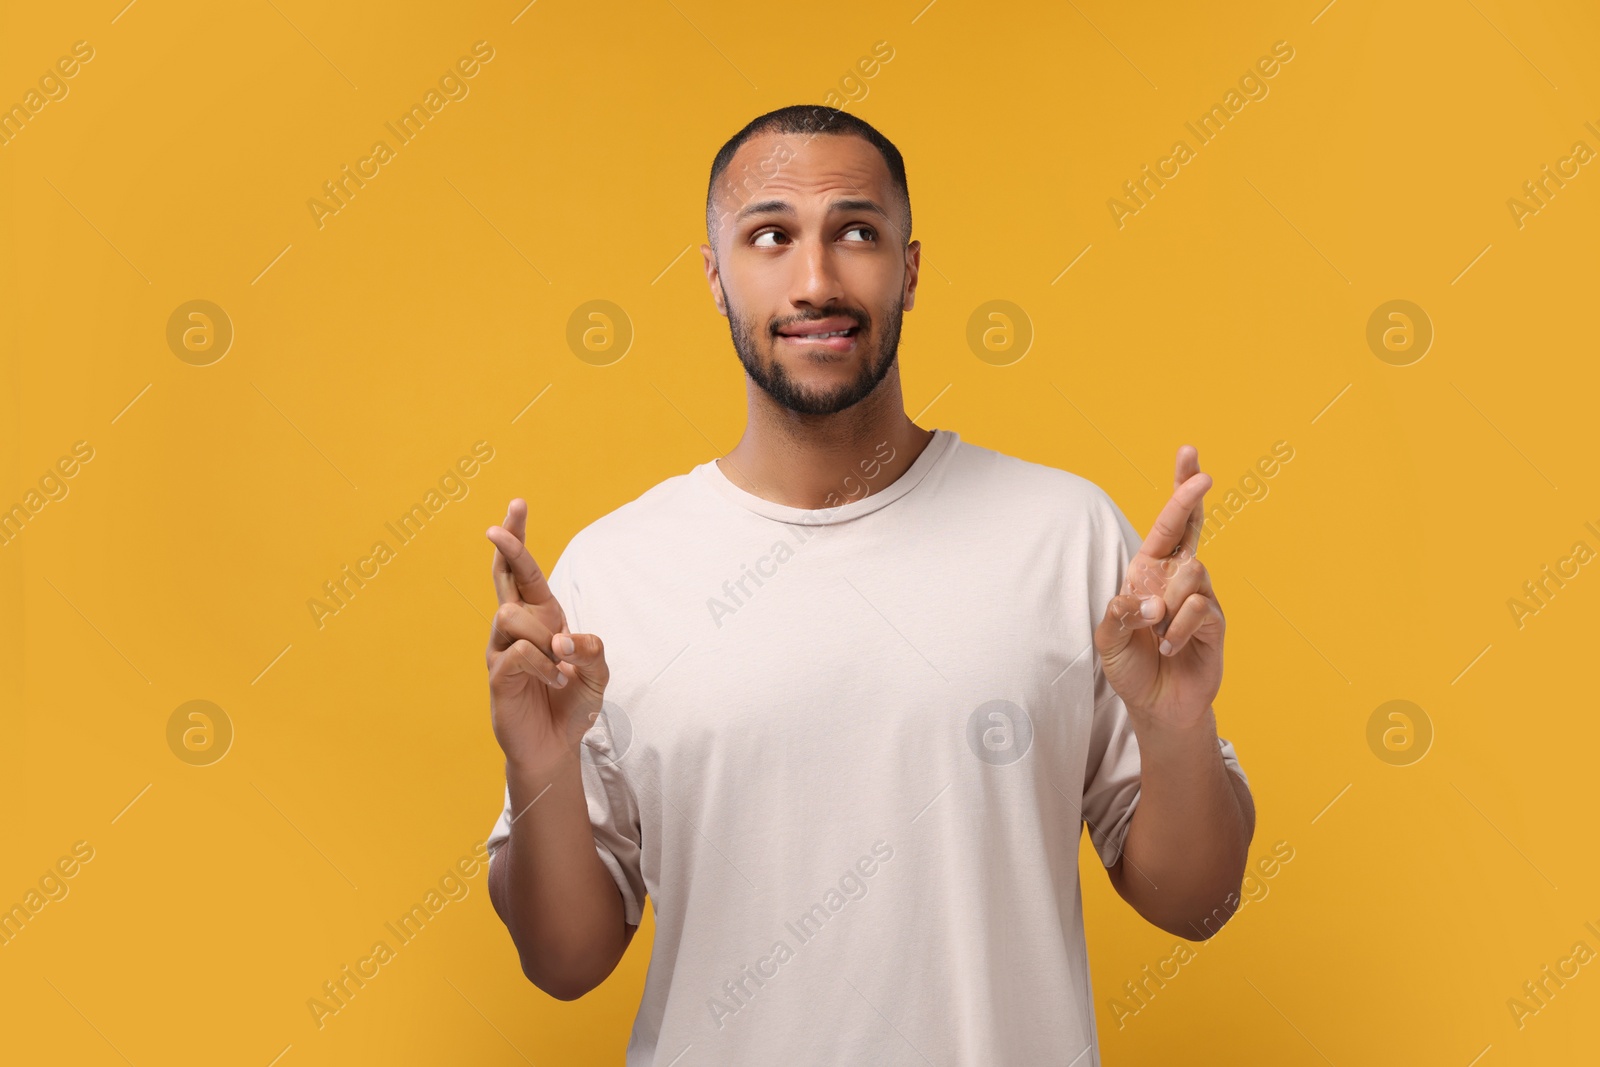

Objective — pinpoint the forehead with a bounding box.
[717,130,893,215]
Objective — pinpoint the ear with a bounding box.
[902,239,921,312]
[701,243,728,317]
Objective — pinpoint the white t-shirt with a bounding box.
[486,427,1249,1066]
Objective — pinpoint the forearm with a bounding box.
[488,753,632,1000]
[1111,705,1254,938]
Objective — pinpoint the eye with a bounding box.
[752,230,788,247]
[842,225,876,242]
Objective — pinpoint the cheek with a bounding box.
[732,305,776,348]
[725,261,792,316]
[837,268,897,320]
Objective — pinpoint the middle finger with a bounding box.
[1153,554,1207,637]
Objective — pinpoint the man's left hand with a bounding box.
[1094,445,1224,728]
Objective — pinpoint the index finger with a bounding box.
[1172,444,1205,559]
[1139,459,1211,561]
[486,498,555,606]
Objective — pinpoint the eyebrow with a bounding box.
[735,197,890,223]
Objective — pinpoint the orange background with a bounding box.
[3,1,1597,1063]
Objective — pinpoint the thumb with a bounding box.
[552,631,610,690]
[1097,591,1162,656]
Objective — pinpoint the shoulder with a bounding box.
[559,467,701,564]
[951,435,1135,540]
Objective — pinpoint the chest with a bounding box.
[586,516,1103,809]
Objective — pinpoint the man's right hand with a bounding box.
[484,498,610,774]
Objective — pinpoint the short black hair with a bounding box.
[705,104,912,251]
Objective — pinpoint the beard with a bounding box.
[723,282,903,417]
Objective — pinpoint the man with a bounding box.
[482,104,1255,1065]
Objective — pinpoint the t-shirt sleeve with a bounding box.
[1080,492,1251,869]
[484,542,648,927]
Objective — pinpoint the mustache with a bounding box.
[771,310,868,334]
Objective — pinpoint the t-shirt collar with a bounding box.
[695,427,959,526]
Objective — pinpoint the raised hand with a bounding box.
[1092,446,1223,728]
[484,499,610,774]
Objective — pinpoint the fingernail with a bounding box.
[1139,597,1161,619]
[554,634,574,656]
[1159,638,1173,655]
[552,670,568,687]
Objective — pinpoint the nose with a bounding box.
[789,233,845,310]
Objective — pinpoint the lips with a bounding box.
[776,316,863,351]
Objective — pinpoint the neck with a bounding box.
[717,363,935,510]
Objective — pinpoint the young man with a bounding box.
[482,105,1255,1065]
